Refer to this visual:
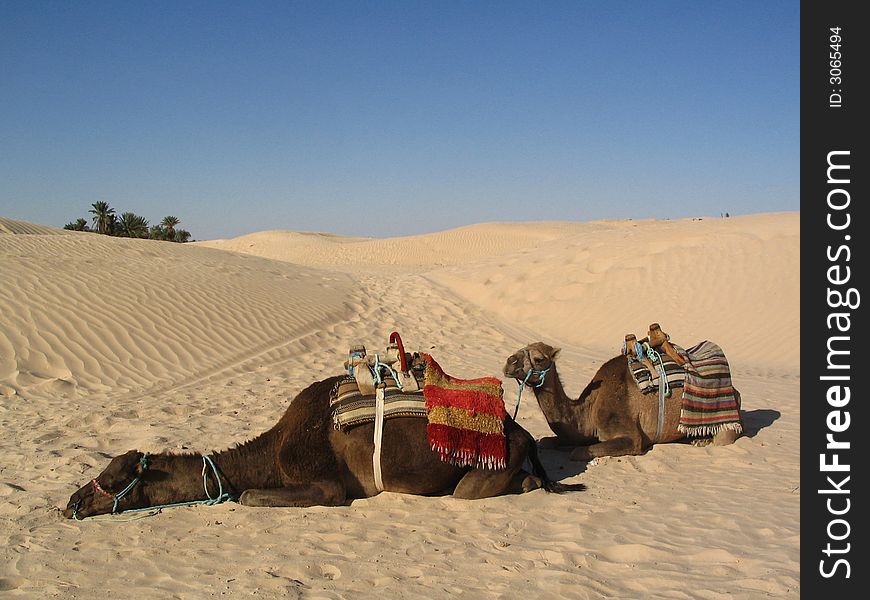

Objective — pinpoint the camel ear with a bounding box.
[550,347,561,361]
[130,451,147,475]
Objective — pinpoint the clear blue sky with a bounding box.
[1,1,799,240]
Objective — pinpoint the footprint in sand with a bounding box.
[0,577,23,591]
[317,564,341,581]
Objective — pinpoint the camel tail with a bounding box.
[524,434,561,493]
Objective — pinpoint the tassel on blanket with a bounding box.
[422,354,508,470]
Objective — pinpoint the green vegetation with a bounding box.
[64,202,192,242]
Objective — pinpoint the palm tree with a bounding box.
[173,229,191,243]
[149,224,168,240]
[160,216,180,241]
[116,212,150,238]
[63,218,90,231]
[89,201,116,235]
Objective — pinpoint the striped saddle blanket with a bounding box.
[628,352,687,394]
[678,341,742,437]
[329,355,509,470]
[422,354,508,470]
[330,375,426,430]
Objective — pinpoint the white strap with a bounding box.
[655,367,666,443]
[372,387,386,492]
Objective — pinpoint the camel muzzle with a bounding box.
[63,483,92,519]
[503,355,525,378]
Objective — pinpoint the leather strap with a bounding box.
[660,340,688,366]
[655,370,666,443]
[372,387,386,492]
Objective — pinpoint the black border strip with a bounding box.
[801,1,867,594]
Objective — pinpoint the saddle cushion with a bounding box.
[628,353,687,393]
[330,375,426,430]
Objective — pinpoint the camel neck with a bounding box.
[211,434,285,492]
[141,453,227,505]
[536,366,571,406]
[145,440,282,503]
[533,365,596,442]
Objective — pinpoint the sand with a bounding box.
[0,212,799,598]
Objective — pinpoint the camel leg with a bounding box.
[453,421,545,499]
[712,428,740,446]
[239,480,346,508]
[569,435,643,461]
[537,436,575,449]
[453,468,541,499]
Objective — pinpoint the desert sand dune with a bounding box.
[0,213,799,598]
[195,221,585,271]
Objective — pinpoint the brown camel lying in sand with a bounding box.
[503,342,742,461]
[65,375,558,519]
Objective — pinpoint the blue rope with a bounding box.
[643,343,670,443]
[201,455,234,504]
[369,353,402,388]
[513,374,532,420]
[75,455,236,522]
[110,453,149,514]
[514,363,551,419]
[376,358,403,390]
[643,343,669,397]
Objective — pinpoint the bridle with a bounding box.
[511,348,552,419]
[72,453,234,521]
[73,453,150,520]
[519,348,552,387]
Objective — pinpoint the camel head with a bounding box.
[64,450,150,519]
[503,342,561,386]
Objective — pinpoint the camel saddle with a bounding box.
[343,332,423,395]
[623,324,741,438]
[622,325,689,394]
[331,332,427,430]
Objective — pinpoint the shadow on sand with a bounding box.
[740,408,782,438]
[532,408,781,487]
[534,439,587,490]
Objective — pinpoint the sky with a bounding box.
[0,1,799,241]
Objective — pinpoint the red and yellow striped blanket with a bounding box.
[422,354,507,470]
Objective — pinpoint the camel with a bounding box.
[503,342,742,461]
[65,375,558,519]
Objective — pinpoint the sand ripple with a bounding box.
[0,214,799,598]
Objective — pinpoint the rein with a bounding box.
[513,350,552,419]
[73,454,236,522]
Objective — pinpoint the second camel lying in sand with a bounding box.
[503,342,743,460]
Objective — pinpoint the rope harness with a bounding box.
[73,453,235,522]
[625,341,670,443]
[513,349,552,420]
